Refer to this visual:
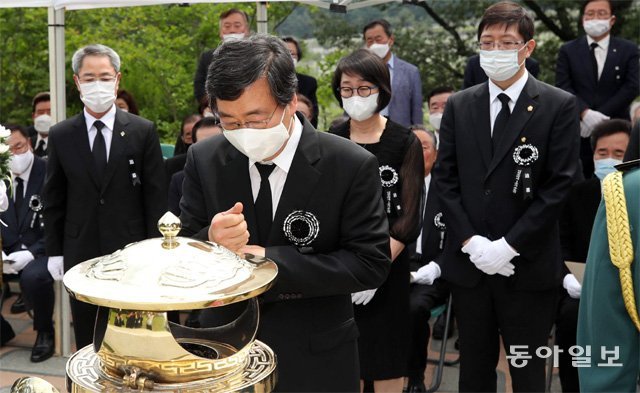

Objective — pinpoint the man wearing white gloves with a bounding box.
[406,127,451,393]
[433,2,579,391]
[556,0,639,178]
[1,126,54,362]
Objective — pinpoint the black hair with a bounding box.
[427,86,455,106]
[282,37,303,61]
[478,1,534,42]
[192,116,221,143]
[362,19,393,37]
[590,119,631,150]
[32,92,50,113]
[332,49,391,114]
[206,34,297,109]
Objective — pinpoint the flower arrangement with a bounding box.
[0,125,11,179]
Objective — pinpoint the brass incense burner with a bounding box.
[62,212,278,392]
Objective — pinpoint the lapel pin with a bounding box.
[527,105,533,112]
[521,137,527,143]
[120,131,125,137]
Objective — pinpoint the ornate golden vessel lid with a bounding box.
[63,212,278,311]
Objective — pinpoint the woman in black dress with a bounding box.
[330,49,424,392]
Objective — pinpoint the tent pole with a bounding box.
[256,1,268,34]
[48,5,71,358]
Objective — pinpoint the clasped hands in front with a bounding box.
[462,235,519,277]
[208,202,265,257]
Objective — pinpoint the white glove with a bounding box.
[471,237,519,276]
[0,181,8,212]
[410,262,441,285]
[461,235,492,260]
[563,274,582,299]
[351,289,377,306]
[580,109,610,137]
[47,256,64,281]
[5,250,34,273]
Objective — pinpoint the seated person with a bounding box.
[169,117,223,216]
[556,118,631,393]
[406,126,451,392]
[1,126,54,362]
[172,113,202,157]
[283,37,319,127]
[296,93,315,126]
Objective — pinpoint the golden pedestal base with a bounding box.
[66,340,277,392]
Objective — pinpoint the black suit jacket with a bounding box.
[433,76,579,290]
[194,49,214,103]
[559,178,601,263]
[180,116,391,391]
[463,55,540,89]
[164,153,186,186]
[556,35,639,119]
[296,72,319,127]
[43,108,167,271]
[409,178,446,272]
[1,156,46,257]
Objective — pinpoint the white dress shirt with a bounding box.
[248,115,303,219]
[34,134,48,152]
[84,105,116,159]
[488,71,529,134]
[587,34,610,80]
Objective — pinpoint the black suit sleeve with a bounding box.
[504,94,580,255]
[43,129,67,256]
[263,154,391,301]
[624,122,639,161]
[433,95,478,246]
[556,45,589,114]
[193,51,212,104]
[179,147,210,240]
[141,123,168,236]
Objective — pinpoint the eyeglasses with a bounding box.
[220,105,281,131]
[338,86,379,98]
[477,41,525,51]
[584,10,611,19]
[78,75,117,83]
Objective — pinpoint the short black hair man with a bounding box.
[180,34,390,391]
[433,2,579,390]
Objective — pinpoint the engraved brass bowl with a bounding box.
[63,212,278,390]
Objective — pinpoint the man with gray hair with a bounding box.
[43,44,167,349]
[180,35,391,391]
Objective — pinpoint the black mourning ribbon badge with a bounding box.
[283,210,320,250]
[512,143,538,200]
[28,194,43,229]
[433,212,446,250]
[379,165,401,215]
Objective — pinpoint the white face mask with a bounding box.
[10,150,34,175]
[79,81,117,113]
[583,19,611,38]
[479,44,528,82]
[223,106,292,162]
[343,93,379,122]
[429,113,443,130]
[34,114,52,134]
[222,33,245,43]
[368,43,390,59]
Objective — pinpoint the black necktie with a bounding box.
[35,139,46,156]
[492,93,511,153]
[14,177,24,211]
[255,163,276,245]
[590,42,599,83]
[92,120,107,178]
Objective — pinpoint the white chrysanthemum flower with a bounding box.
[0,125,10,138]
[0,144,9,154]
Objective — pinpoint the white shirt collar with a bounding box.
[36,133,48,144]
[488,70,529,106]
[83,105,116,133]
[587,33,610,50]
[249,114,303,174]
[387,53,395,70]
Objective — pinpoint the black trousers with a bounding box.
[452,275,557,392]
[69,297,98,350]
[555,289,580,393]
[407,279,450,380]
[20,257,54,333]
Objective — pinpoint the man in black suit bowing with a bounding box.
[43,44,167,350]
[433,2,579,391]
[180,35,391,392]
